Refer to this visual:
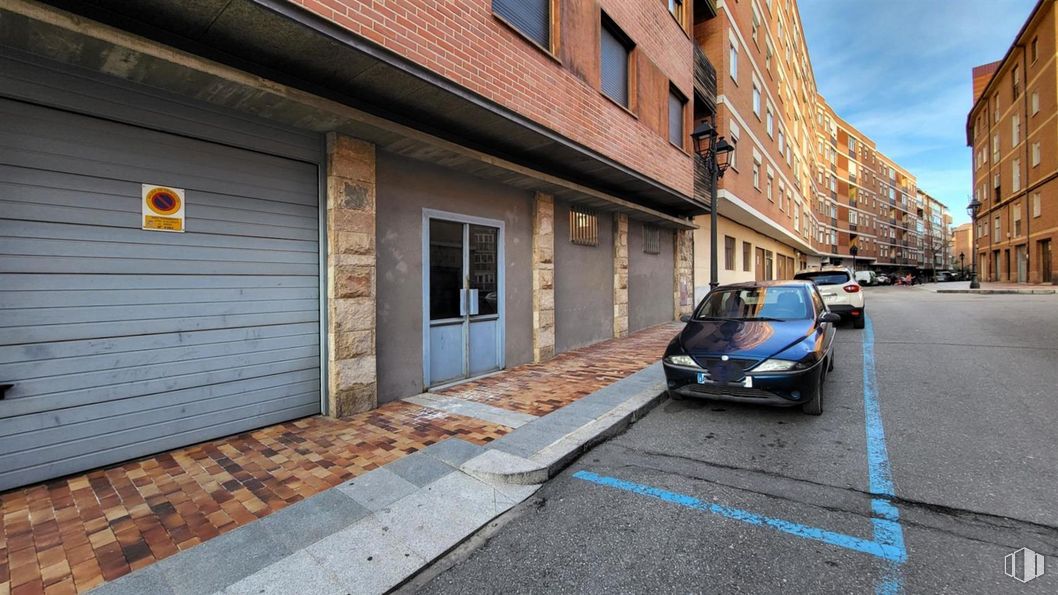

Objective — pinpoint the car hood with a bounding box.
[679,319,814,360]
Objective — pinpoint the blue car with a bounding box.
[662,281,839,415]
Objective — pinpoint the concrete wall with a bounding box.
[628,221,675,332]
[692,214,799,303]
[375,152,533,403]
[553,200,614,353]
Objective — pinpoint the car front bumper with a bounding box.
[662,360,823,407]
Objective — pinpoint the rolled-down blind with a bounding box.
[600,21,630,107]
[493,0,549,48]
[668,90,684,146]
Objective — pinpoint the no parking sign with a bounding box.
[142,184,185,232]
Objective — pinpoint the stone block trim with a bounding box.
[532,193,556,362]
[326,133,378,417]
[674,228,694,318]
[613,213,629,338]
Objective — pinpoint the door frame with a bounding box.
[421,208,506,389]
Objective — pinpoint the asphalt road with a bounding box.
[410,287,1058,594]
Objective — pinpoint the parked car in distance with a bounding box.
[664,281,838,415]
[793,267,865,328]
[936,271,955,282]
[875,274,891,285]
[854,270,877,286]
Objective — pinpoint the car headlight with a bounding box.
[752,359,802,373]
[664,355,697,367]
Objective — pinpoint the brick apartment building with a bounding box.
[0,0,705,490]
[968,0,1057,284]
[951,223,974,272]
[690,0,937,298]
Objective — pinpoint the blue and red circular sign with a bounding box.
[146,187,181,215]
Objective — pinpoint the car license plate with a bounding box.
[697,372,753,388]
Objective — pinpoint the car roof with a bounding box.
[715,280,815,289]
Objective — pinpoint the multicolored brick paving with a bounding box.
[0,402,508,595]
[0,321,680,595]
[439,322,681,416]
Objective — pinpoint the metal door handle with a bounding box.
[459,289,467,317]
[468,289,479,316]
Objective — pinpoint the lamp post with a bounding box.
[850,245,859,273]
[691,118,736,290]
[967,198,981,289]
[959,252,965,276]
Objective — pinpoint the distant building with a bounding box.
[951,223,974,271]
[967,0,1057,284]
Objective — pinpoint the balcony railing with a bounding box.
[694,46,717,110]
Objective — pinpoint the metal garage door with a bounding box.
[0,97,322,491]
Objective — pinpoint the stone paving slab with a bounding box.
[402,394,539,428]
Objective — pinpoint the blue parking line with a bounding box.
[572,470,906,562]
[573,314,908,587]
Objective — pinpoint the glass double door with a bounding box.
[426,217,503,387]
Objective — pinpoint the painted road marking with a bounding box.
[574,314,908,589]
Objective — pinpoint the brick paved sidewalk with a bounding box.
[0,322,680,595]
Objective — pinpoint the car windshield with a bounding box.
[694,286,812,321]
[794,271,850,285]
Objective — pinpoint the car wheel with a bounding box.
[800,371,823,415]
[853,313,865,329]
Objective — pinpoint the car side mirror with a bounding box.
[820,312,841,324]
[679,315,691,323]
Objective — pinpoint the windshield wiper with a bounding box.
[730,316,786,322]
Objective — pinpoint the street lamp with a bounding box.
[959,251,965,275]
[967,197,981,289]
[691,119,736,290]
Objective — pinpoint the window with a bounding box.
[1012,158,1021,192]
[1013,203,1022,237]
[751,3,761,44]
[643,224,661,254]
[766,106,774,137]
[1012,113,1021,145]
[1032,142,1041,167]
[668,0,684,24]
[766,172,774,201]
[992,134,999,162]
[752,157,761,190]
[729,41,739,83]
[1031,91,1040,115]
[569,206,598,246]
[668,88,686,148]
[1032,192,1041,217]
[600,15,633,108]
[849,210,859,225]
[1031,36,1039,62]
[752,81,761,117]
[724,236,736,270]
[778,128,785,155]
[993,216,1001,242]
[743,241,752,271]
[728,124,740,170]
[1013,64,1021,98]
[493,0,550,50]
[765,39,773,72]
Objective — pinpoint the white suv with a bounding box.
[793,267,866,328]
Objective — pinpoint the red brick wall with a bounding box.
[288,0,695,196]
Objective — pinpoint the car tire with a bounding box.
[853,314,865,329]
[800,371,823,415]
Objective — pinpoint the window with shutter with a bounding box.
[668,88,685,147]
[493,0,550,50]
[600,16,633,108]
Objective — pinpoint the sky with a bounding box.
[798,0,1038,225]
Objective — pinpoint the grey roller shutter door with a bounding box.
[493,0,549,48]
[600,23,630,107]
[0,98,322,491]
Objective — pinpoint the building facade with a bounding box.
[0,0,706,490]
[968,0,1058,284]
[951,223,974,272]
[690,0,931,298]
